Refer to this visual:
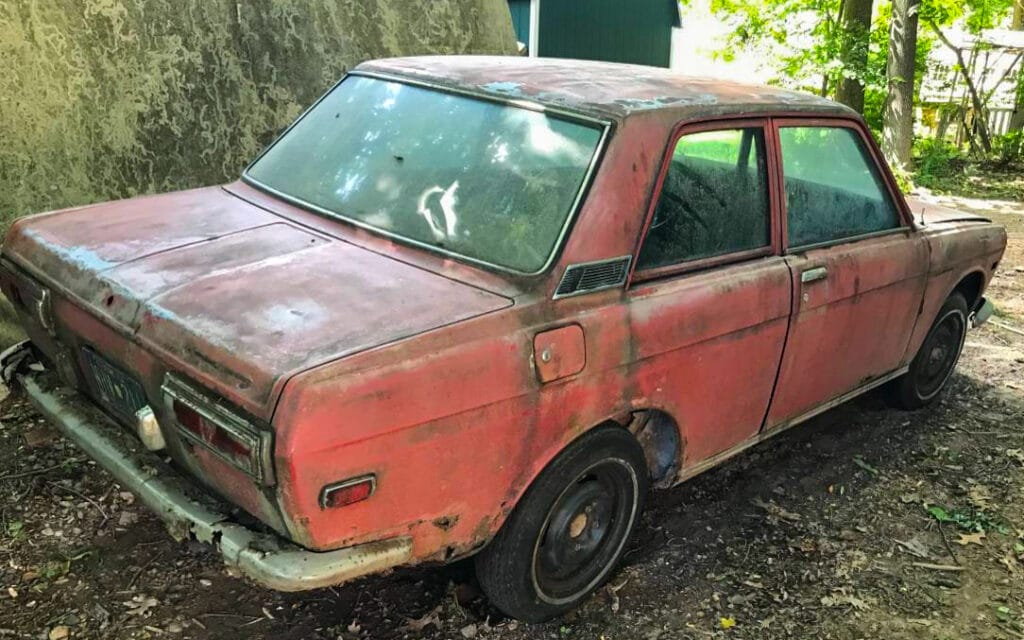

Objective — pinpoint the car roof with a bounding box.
[355,56,856,122]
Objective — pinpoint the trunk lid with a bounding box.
[4,187,512,415]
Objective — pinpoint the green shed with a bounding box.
[507,0,679,68]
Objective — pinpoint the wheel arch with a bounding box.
[951,269,986,310]
[477,407,683,559]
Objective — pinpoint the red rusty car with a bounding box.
[0,56,1006,621]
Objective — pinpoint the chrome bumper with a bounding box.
[3,343,411,591]
[971,297,994,328]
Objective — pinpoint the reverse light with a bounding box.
[320,475,376,510]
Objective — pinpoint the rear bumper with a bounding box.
[5,343,412,591]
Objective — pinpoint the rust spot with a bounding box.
[432,515,459,531]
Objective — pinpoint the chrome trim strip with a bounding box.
[240,71,612,277]
[552,255,632,299]
[788,226,909,254]
[162,375,274,485]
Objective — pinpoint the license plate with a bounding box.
[80,348,148,425]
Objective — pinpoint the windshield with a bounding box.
[245,75,604,273]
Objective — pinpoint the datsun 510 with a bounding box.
[0,56,1005,621]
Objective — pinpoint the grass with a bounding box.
[0,294,26,350]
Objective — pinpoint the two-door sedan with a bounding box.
[0,56,1005,621]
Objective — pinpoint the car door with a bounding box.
[626,120,793,466]
[764,118,929,429]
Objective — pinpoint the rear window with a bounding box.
[245,75,603,273]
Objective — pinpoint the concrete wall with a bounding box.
[0,0,516,226]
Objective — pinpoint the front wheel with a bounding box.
[889,292,969,409]
[475,427,648,622]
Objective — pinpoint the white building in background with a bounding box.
[918,28,1024,138]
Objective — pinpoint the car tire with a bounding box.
[475,426,649,623]
[889,292,969,410]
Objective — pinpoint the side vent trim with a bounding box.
[554,256,632,299]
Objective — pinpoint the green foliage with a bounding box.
[912,137,964,186]
[921,0,1013,31]
[709,0,848,93]
[705,0,1010,112]
[926,504,1011,534]
[0,0,516,230]
[992,130,1024,164]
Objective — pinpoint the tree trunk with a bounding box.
[882,0,922,170]
[835,0,875,113]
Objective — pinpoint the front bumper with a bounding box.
[4,343,412,591]
[971,297,994,328]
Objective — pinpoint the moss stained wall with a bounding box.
[0,0,516,226]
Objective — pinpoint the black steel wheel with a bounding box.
[475,427,648,622]
[889,292,969,409]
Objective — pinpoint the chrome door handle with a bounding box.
[800,267,828,283]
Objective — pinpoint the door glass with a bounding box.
[637,128,770,270]
[780,127,900,247]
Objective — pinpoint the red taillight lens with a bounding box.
[320,476,376,509]
[173,398,254,471]
[173,399,205,434]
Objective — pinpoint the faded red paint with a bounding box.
[0,57,1007,575]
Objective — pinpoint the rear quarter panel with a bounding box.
[271,298,642,557]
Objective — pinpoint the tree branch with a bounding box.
[927,18,992,152]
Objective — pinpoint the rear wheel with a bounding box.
[889,292,969,409]
[475,427,648,622]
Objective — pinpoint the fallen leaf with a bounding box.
[460,623,478,638]
[22,425,55,448]
[852,456,879,475]
[967,485,993,509]
[751,498,800,522]
[720,617,737,629]
[821,594,871,610]
[956,532,986,546]
[405,606,442,631]
[48,626,70,640]
[123,595,159,617]
[895,538,931,559]
[1000,550,1022,576]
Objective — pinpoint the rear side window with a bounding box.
[637,128,770,271]
[780,126,900,247]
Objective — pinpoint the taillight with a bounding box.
[163,376,270,484]
[173,398,255,470]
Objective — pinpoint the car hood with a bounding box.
[4,187,512,414]
[905,196,991,226]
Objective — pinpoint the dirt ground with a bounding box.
[1,199,1023,640]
